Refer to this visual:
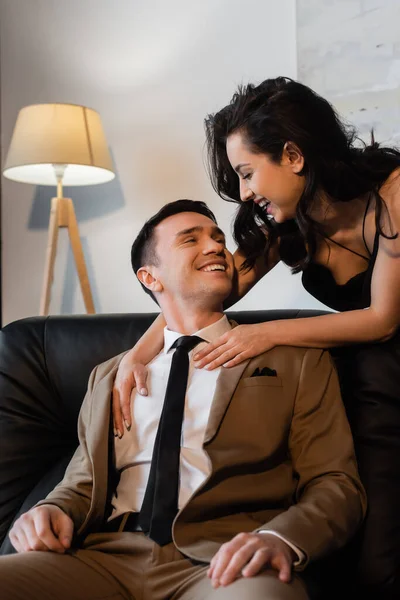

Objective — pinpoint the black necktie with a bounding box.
[139,335,203,545]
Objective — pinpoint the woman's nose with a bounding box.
[239,180,253,202]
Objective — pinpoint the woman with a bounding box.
[113,77,400,593]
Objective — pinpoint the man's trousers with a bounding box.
[0,531,312,600]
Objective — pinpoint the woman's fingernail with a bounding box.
[117,429,122,439]
[124,420,131,431]
[140,388,147,396]
[193,362,200,368]
[113,428,118,437]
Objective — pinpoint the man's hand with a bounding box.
[207,532,296,588]
[9,504,74,554]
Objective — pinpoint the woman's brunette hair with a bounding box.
[205,76,400,272]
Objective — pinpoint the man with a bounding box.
[0,200,366,600]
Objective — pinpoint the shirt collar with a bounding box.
[163,314,232,354]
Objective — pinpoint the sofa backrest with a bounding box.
[0,309,329,553]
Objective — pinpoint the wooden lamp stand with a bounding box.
[39,168,95,316]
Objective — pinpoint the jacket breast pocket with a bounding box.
[237,375,283,389]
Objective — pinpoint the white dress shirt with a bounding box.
[110,314,304,565]
[110,315,229,517]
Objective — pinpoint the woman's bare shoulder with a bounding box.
[378,167,400,233]
[381,167,400,200]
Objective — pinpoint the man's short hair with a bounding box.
[131,199,218,303]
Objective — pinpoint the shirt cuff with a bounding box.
[257,530,306,567]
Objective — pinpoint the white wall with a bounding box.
[0,0,326,325]
[297,0,400,146]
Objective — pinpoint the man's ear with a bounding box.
[282,141,304,174]
[137,267,163,293]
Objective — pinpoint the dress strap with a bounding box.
[362,193,373,257]
[320,197,371,262]
[322,234,370,262]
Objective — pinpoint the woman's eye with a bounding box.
[243,173,252,180]
[185,238,196,243]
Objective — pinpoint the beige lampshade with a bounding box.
[3,103,115,186]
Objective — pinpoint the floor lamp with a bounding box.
[2,103,115,315]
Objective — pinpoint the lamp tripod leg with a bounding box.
[39,197,60,316]
[66,198,95,314]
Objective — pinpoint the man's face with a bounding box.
[143,212,233,307]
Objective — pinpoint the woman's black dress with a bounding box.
[302,228,400,596]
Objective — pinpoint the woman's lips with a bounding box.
[258,200,273,215]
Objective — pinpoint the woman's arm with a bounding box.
[194,180,400,368]
[265,304,397,349]
[112,312,166,436]
[194,263,399,369]
[224,242,280,309]
[126,312,166,365]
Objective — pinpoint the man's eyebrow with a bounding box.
[175,226,203,238]
[234,162,250,174]
[175,226,226,238]
[213,227,226,238]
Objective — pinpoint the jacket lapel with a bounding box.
[80,367,117,531]
[203,359,250,445]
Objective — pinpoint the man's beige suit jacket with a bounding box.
[38,343,366,570]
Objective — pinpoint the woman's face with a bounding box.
[226,131,305,223]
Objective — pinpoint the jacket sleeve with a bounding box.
[256,348,367,569]
[34,365,99,531]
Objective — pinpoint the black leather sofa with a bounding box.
[0,309,362,597]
